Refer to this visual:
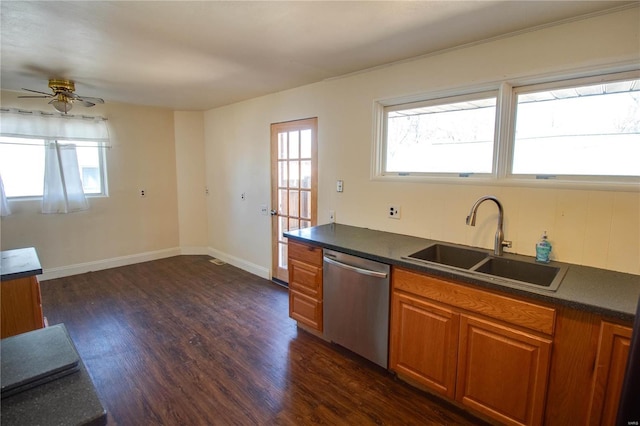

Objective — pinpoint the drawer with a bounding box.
[288,240,323,267]
[289,259,322,298]
[394,267,556,335]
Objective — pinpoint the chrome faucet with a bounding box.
[466,195,512,256]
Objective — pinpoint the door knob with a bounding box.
[270,209,277,216]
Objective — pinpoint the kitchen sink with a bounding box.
[472,256,568,291]
[403,242,568,292]
[407,243,488,270]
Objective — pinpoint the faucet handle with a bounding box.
[502,240,513,249]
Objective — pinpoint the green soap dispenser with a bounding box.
[536,231,552,263]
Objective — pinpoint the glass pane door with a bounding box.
[271,119,317,283]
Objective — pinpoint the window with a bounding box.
[384,92,497,176]
[375,70,640,187]
[512,79,639,178]
[0,137,107,198]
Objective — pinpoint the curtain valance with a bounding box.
[0,108,109,143]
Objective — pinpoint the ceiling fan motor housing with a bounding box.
[48,79,75,94]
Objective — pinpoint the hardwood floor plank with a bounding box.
[40,256,486,425]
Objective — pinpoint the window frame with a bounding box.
[0,136,109,200]
[373,69,640,191]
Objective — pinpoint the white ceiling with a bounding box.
[0,1,634,111]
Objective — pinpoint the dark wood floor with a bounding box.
[41,256,487,425]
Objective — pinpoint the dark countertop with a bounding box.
[1,247,43,281]
[286,223,640,322]
[1,324,107,426]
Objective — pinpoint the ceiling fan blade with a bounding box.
[80,100,96,107]
[21,88,53,96]
[76,95,104,104]
[18,95,52,99]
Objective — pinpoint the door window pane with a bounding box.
[300,160,311,189]
[278,161,288,187]
[289,190,299,218]
[278,217,288,242]
[300,190,311,219]
[278,242,288,269]
[513,79,640,176]
[300,220,311,229]
[278,189,288,215]
[300,129,312,158]
[289,218,300,232]
[289,161,299,188]
[288,131,299,159]
[278,133,287,160]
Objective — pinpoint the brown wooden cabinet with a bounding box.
[588,320,632,426]
[1,275,45,338]
[390,267,555,426]
[287,240,323,332]
[456,314,551,426]
[390,292,459,399]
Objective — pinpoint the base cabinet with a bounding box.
[287,241,323,332]
[390,267,554,426]
[1,275,45,338]
[456,314,551,426]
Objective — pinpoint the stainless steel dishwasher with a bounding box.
[323,249,390,368]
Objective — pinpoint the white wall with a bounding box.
[203,7,640,276]
[0,91,181,278]
[174,111,208,252]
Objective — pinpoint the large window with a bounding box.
[376,70,640,187]
[0,137,107,198]
[385,92,497,175]
[512,79,639,178]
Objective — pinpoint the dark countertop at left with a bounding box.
[285,223,640,322]
[1,325,107,426]
[1,247,42,281]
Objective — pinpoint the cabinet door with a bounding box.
[1,276,45,338]
[390,292,459,399]
[456,314,551,426]
[588,321,632,426]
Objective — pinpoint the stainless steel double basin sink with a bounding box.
[403,243,568,292]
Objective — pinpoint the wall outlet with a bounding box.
[336,180,344,192]
[329,210,335,223]
[241,192,246,201]
[388,205,401,219]
[140,189,146,198]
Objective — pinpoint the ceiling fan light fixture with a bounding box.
[51,96,73,113]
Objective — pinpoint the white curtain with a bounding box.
[0,108,109,143]
[42,142,89,214]
[0,174,10,216]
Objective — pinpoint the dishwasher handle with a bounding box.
[323,255,388,278]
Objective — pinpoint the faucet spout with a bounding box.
[465,196,511,256]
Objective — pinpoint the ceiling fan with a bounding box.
[18,79,104,114]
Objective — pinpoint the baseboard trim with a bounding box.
[39,246,271,282]
[40,248,182,281]
[207,247,270,280]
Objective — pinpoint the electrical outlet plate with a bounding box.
[140,189,146,198]
[329,210,335,222]
[388,205,401,219]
